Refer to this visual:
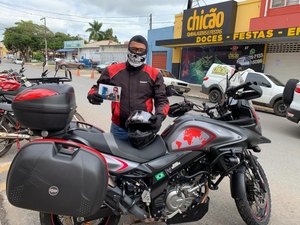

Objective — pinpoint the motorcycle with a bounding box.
[0,63,85,157]
[6,70,271,225]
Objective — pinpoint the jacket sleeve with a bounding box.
[153,72,170,119]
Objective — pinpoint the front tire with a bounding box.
[40,213,120,225]
[0,121,14,157]
[72,111,85,122]
[235,160,271,225]
[209,89,222,103]
[283,79,299,106]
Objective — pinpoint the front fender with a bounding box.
[230,166,247,200]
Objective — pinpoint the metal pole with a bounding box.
[40,17,48,65]
[149,14,152,30]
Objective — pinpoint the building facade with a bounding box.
[147,27,174,73]
[155,0,300,84]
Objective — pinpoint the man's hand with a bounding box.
[149,114,164,133]
[87,86,103,105]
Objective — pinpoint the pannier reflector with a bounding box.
[14,89,58,102]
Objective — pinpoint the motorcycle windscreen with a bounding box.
[6,140,108,217]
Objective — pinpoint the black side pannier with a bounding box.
[6,139,108,217]
[12,84,76,131]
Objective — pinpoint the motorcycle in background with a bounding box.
[0,62,85,157]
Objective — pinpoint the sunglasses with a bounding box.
[129,47,147,55]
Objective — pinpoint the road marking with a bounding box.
[0,163,11,174]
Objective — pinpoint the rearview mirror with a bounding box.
[236,83,262,100]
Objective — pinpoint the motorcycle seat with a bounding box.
[69,129,167,163]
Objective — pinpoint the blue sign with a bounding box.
[64,40,84,48]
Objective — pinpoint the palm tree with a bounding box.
[85,20,105,42]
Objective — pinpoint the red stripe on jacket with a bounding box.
[142,65,160,81]
[107,63,126,78]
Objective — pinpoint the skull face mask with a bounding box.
[127,51,146,67]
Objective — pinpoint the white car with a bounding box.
[283,79,300,124]
[96,61,117,73]
[159,69,191,94]
[13,58,23,64]
[202,63,286,116]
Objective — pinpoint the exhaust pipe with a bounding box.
[0,132,31,140]
[106,186,148,220]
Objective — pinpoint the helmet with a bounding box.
[126,110,156,149]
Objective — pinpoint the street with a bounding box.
[0,62,300,225]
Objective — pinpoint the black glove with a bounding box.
[87,86,103,105]
[149,114,164,133]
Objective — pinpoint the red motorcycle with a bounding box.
[6,72,271,225]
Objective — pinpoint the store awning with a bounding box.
[156,27,300,48]
[56,48,77,52]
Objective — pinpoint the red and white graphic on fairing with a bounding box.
[172,127,216,150]
[103,154,129,172]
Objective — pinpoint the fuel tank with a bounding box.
[162,114,268,152]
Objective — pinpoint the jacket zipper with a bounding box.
[128,71,131,113]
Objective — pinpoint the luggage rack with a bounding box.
[27,69,73,84]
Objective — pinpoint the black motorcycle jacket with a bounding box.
[96,62,170,128]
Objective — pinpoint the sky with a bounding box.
[0,0,243,43]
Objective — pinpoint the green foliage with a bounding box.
[3,20,47,61]
[85,20,119,42]
[104,28,119,43]
[32,51,44,61]
[85,20,105,41]
[48,32,79,50]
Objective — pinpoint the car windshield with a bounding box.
[265,74,284,86]
[160,70,176,79]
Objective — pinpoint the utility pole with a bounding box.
[149,14,152,30]
[40,17,48,65]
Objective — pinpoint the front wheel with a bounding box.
[235,159,271,225]
[73,112,85,122]
[0,121,14,157]
[40,213,120,225]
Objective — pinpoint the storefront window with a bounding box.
[271,0,300,8]
[180,45,265,85]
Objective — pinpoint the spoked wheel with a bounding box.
[73,112,85,122]
[235,159,271,225]
[40,213,120,225]
[0,121,14,157]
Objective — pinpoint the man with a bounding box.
[87,35,169,140]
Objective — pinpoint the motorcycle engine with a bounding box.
[165,183,200,216]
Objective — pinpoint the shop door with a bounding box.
[264,43,300,83]
[152,51,167,69]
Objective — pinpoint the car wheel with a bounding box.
[283,79,299,106]
[78,65,84,69]
[60,65,66,70]
[209,89,222,103]
[273,99,286,117]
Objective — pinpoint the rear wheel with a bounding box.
[40,213,120,225]
[0,121,14,157]
[273,99,286,117]
[283,79,299,106]
[61,65,67,70]
[209,89,222,103]
[78,65,84,70]
[235,159,271,225]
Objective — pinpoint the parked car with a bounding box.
[202,63,286,116]
[159,69,191,94]
[96,61,118,73]
[13,58,23,64]
[283,79,300,124]
[56,59,85,69]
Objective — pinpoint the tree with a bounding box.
[47,32,79,50]
[85,20,105,41]
[104,28,119,43]
[3,20,47,61]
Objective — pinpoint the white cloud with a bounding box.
[0,0,243,43]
